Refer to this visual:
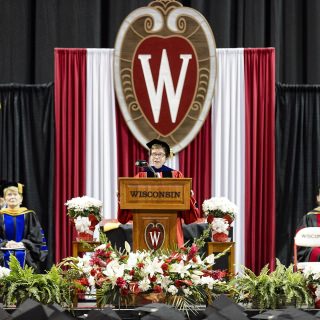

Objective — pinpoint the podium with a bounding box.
[119,178,191,251]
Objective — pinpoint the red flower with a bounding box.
[153,285,162,293]
[76,277,89,287]
[187,244,198,261]
[116,277,127,288]
[137,262,144,269]
[149,275,157,283]
[175,279,193,287]
[161,263,169,271]
[129,269,135,276]
[207,215,214,224]
[202,269,227,280]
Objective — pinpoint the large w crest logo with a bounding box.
[114,0,216,153]
[138,49,192,124]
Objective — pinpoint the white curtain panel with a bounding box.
[212,48,246,271]
[86,49,118,219]
[165,154,179,170]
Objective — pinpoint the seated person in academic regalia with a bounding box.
[0,182,48,270]
[117,139,200,247]
[297,190,320,262]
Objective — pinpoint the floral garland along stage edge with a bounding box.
[59,229,232,314]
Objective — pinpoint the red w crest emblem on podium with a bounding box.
[145,222,165,250]
[114,0,216,153]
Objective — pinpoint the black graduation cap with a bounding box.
[1,181,24,196]
[203,294,249,320]
[146,139,171,158]
[140,304,185,320]
[251,307,317,319]
[11,298,55,320]
[0,306,12,320]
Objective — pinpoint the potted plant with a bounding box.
[65,195,103,241]
[0,256,74,308]
[202,197,238,242]
[229,259,313,310]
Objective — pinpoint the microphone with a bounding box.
[135,160,158,177]
[135,160,148,167]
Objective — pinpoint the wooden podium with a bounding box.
[119,178,191,251]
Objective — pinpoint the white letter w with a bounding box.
[149,231,161,247]
[138,49,192,123]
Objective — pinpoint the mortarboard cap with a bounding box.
[2,181,24,196]
[146,139,171,158]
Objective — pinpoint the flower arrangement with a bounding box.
[59,240,231,314]
[65,195,103,221]
[202,197,238,224]
[302,264,320,307]
[211,218,230,242]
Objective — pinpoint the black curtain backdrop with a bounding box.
[276,83,320,265]
[0,0,320,84]
[0,1,320,267]
[0,84,55,270]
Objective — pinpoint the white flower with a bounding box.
[138,278,151,292]
[200,276,217,290]
[158,276,172,289]
[0,266,10,278]
[168,285,179,295]
[211,218,229,234]
[202,197,238,217]
[65,195,103,211]
[103,260,125,286]
[190,273,202,285]
[183,287,192,296]
[192,269,204,276]
[142,257,163,277]
[204,253,215,265]
[77,254,93,273]
[125,252,139,269]
[169,260,190,278]
[65,195,103,219]
[125,241,131,253]
[74,216,91,233]
[88,275,95,287]
[95,244,107,251]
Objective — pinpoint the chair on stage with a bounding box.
[294,227,320,271]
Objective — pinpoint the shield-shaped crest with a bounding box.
[114,0,216,153]
[145,222,165,250]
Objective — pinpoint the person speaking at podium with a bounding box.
[0,182,48,270]
[117,139,200,247]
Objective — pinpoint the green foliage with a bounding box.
[229,259,314,310]
[0,256,74,308]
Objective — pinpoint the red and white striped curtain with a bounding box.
[54,48,275,273]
